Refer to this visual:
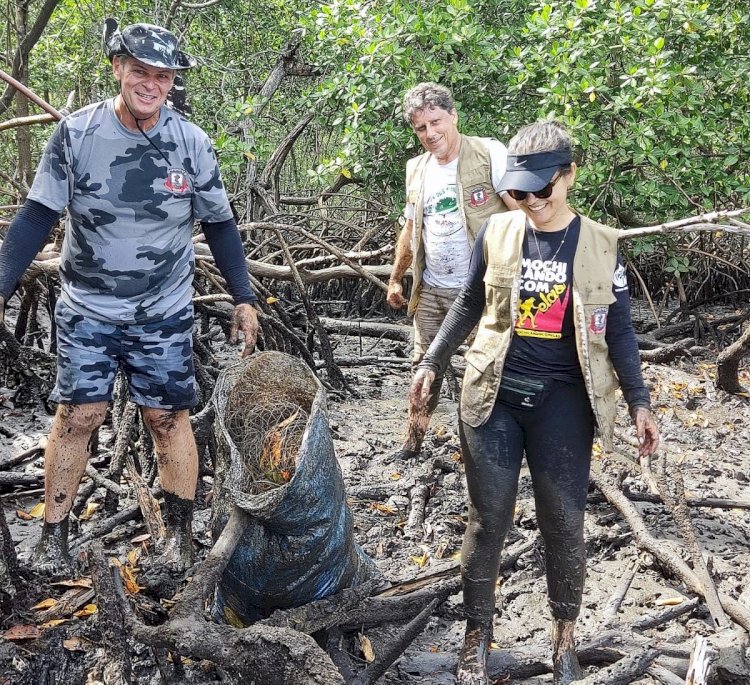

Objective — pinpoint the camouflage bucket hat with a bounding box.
[103,18,196,70]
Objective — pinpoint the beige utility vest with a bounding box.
[461,211,622,449]
[405,135,508,316]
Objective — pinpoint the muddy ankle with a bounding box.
[32,518,73,575]
[456,621,492,685]
[552,620,583,685]
[160,493,194,571]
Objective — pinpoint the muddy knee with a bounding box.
[55,402,108,437]
[141,407,189,446]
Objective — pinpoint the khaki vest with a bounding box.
[404,135,508,315]
[460,211,622,449]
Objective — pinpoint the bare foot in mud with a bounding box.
[456,623,491,685]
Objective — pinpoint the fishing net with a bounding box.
[221,352,317,494]
[210,351,380,625]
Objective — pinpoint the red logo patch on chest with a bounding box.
[469,187,488,207]
[165,168,190,194]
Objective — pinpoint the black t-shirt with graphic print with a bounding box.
[503,216,582,382]
[418,215,651,412]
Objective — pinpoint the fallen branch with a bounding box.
[350,598,440,685]
[716,321,750,393]
[577,646,659,685]
[655,456,728,628]
[590,464,750,632]
[619,208,750,240]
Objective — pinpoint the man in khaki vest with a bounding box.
[387,82,516,460]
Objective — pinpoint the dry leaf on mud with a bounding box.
[655,596,684,607]
[390,472,401,481]
[358,633,375,662]
[63,636,91,652]
[28,502,45,518]
[3,624,41,641]
[32,598,58,610]
[266,296,279,304]
[79,502,100,521]
[40,619,69,629]
[127,548,141,567]
[130,533,151,544]
[51,578,93,589]
[16,510,33,521]
[369,502,396,515]
[73,604,98,619]
[411,550,430,568]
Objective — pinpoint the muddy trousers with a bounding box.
[459,378,594,624]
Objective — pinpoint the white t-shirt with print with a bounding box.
[404,138,508,288]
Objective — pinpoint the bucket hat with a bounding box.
[103,18,196,70]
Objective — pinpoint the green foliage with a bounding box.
[299,0,513,197]
[508,0,750,226]
[2,0,748,238]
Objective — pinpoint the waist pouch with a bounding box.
[497,372,549,409]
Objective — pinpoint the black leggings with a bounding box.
[459,378,594,624]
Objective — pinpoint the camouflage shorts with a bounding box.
[50,300,197,409]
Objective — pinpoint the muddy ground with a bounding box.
[1,306,750,684]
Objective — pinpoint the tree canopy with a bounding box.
[1,0,749,296]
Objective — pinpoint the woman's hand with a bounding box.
[409,367,436,412]
[632,406,660,458]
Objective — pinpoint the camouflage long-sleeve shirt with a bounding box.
[28,98,233,323]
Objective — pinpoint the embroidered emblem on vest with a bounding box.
[166,168,190,194]
[590,307,608,334]
[613,263,628,290]
[469,187,488,207]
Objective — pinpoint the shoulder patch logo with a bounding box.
[165,168,190,194]
[469,187,488,207]
[613,263,628,290]
[589,307,608,334]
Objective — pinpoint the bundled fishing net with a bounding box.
[221,353,317,493]
[211,352,380,625]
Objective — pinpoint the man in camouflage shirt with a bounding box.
[0,21,258,572]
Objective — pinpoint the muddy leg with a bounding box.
[33,402,108,573]
[456,618,492,685]
[161,492,194,569]
[141,407,197,570]
[552,619,582,684]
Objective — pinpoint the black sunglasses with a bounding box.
[507,174,562,202]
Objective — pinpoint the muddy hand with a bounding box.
[387,280,407,309]
[230,303,259,358]
[409,368,435,412]
[633,406,660,458]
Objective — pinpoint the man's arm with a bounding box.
[501,192,519,211]
[387,218,414,309]
[485,138,519,210]
[201,218,259,357]
[0,200,60,323]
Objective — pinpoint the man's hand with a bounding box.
[0,295,5,325]
[387,280,407,309]
[633,406,660,458]
[409,367,436,412]
[229,303,259,358]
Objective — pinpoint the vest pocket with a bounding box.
[483,266,514,327]
[462,348,497,421]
